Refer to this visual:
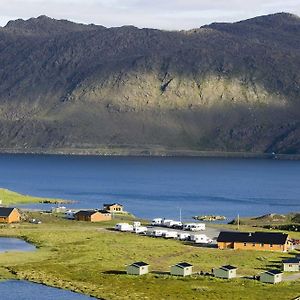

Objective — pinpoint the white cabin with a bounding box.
[190,234,212,244]
[115,223,133,232]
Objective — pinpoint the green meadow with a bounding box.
[0,213,299,300]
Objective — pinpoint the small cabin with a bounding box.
[213,265,237,279]
[103,203,123,213]
[127,262,149,275]
[74,210,111,222]
[170,262,193,277]
[260,270,283,284]
[282,258,300,272]
[0,207,21,224]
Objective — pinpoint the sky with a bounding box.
[0,0,299,30]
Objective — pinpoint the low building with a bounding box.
[0,207,21,223]
[74,210,111,222]
[127,262,149,275]
[103,203,123,213]
[170,262,193,277]
[260,270,283,284]
[213,265,237,279]
[282,258,300,272]
[217,231,291,252]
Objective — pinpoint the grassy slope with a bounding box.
[0,213,299,300]
[0,188,71,205]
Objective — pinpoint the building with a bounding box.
[127,262,149,275]
[213,265,237,279]
[170,262,193,277]
[74,210,111,222]
[217,231,291,252]
[103,203,123,213]
[260,270,283,284]
[282,258,300,272]
[0,207,21,223]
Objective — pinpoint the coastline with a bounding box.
[0,147,300,160]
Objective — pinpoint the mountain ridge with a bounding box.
[0,13,299,155]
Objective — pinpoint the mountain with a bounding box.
[0,13,299,155]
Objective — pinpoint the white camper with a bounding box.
[151,218,163,226]
[134,226,148,234]
[151,229,167,237]
[164,220,183,228]
[115,223,133,232]
[183,223,205,231]
[177,232,190,240]
[65,210,75,220]
[133,221,141,228]
[190,234,212,244]
[163,231,178,239]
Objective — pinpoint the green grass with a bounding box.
[0,188,73,205]
[0,213,299,299]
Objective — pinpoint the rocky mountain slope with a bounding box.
[0,13,299,155]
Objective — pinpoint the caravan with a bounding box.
[183,223,205,231]
[190,234,212,244]
[115,223,134,232]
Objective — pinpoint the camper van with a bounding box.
[115,223,133,232]
[177,232,190,240]
[163,231,178,239]
[163,220,183,228]
[151,218,163,226]
[183,223,205,231]
[190,234,212,244]
[134,226,148,234]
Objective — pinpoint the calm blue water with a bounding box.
[0,237,35,252]
[0,280,96,299]
[0,154,299,220]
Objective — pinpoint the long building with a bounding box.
[217,231,291,252]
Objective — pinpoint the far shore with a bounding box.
[0,147,300,160]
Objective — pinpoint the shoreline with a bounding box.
[0,147,300,160]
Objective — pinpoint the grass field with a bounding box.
[0,189,73,205]
[0,213,299,300]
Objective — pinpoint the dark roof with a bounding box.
[131,261,149,267]
[175,262,193,268]
[282,258,300,264]
[98,210,110,214]
[217,231,288,245]
[74,210,98,217]
[265,270,283,276]
[0,207,16,217]
[220,265,237,271]
[103,203,123,207]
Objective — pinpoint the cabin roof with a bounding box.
[217,231,288,245]
[175,262,193,268]
[0,207,16,217]
[265,270,283,276]
[220,265,237,271]
[131,261,149,267]
[75,210,110,217]
[103,203,123,207]
[282,258,300,264]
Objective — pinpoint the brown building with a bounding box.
[103,203,123,213]
[74,210,111,222]
[0,207,21,223]
[217,231,291,252]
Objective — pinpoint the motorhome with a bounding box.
[115,223,134,232]
[133,221,141,228]
[190,234,212,244]
[177,232,190,240]
[164,220,183,228]
[163,231,178,239]
[134,226,148,234]
[151,229,168,237]
[151,218,163,226]
[183,223,205,231]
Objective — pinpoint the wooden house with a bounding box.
[260,270,283,284]
[127,262,149,275]
[0,207,21,223]
[217,231,291,252]
[170,262,193,277]
[103,203,123,213]
[213,265,237,279]
[282,258,300,272]
[74,210,111,222]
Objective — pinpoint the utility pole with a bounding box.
[237,214,240,230]
[179,208,182,222]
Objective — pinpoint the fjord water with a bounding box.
[0,154,299,220]
[0,237,35,253]
[0,280,96,299]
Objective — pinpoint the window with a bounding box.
[244,243,247,246]
[261,243,264,247]
[252,243,255,247]
[270,244,273,248]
